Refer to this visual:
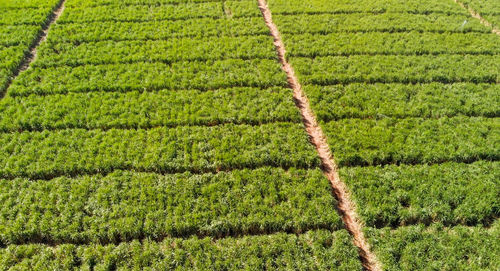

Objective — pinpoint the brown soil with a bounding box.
[454,0,500,35]
[257,0,382,270]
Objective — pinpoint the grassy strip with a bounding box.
[267,0,467,15]
[304,83,500,120]
[366,222,500,270]
[46,17,269,43]
[0,123,320,179]
[0,168,342,245]
[0,87,301,131]
[285,32,500,57]
[290,55,500,85]
[9,59,287,96]
[59,1,259,23]
[0,229,362,270]
[33,36,276,68]
[321,116,499,167]
[340,161,499,227]
[274,13,488,34]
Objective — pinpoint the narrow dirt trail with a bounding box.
[256,1,381,270]
[454,0,500,36]
[1,0,67,98]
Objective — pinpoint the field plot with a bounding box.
[0,0,364,269]
[459,0,500,30]
[0,0,61,94]
[268,0,500,269]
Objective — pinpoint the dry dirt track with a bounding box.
[257,0,382,270]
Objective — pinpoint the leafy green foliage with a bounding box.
[305,83,500,120]
[0,46,26,71]
[273,13,488,35]
[58,1,260,23]
[323,117,499,167]
[291,55,500,85]
[268,0,468,15]
[0,0,57,8]
[285,32,500,57]
[340,161,500,227]
[64,0,252,8]
[34,35,276,67]
[0,25,40,47]
[367,222,500,271]
[47,17,269,43]
[0,229,362,270]
[10,59,287,96]
[0,168,342,244]
[0,123,320,179]
[0,87,301,131]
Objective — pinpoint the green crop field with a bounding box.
[0,0,498,270]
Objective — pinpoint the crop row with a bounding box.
[0,0,59,8]
[322,116,499,167]
[340,161,499,227]
[58,1,260,23]
[267,0,468,15]
[46,17,269,44]
[290,55,500,85]
[367,223,500,270]
[0,87,301,131]
[9,59,287,96]
[0,6,56,25]
[64,0,251,8]
[0,25,41,47]
[284,32,500,57]
[0,229,362,270]
[274,13,488,34]
[33,35,276,68]
[0,168,341,245]
[305,83,500,120]
[0,123,320,179]
[44,13,491,45]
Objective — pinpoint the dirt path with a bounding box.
[256,1,381,270]
[1,0,67,98]
[454,0,500,36]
